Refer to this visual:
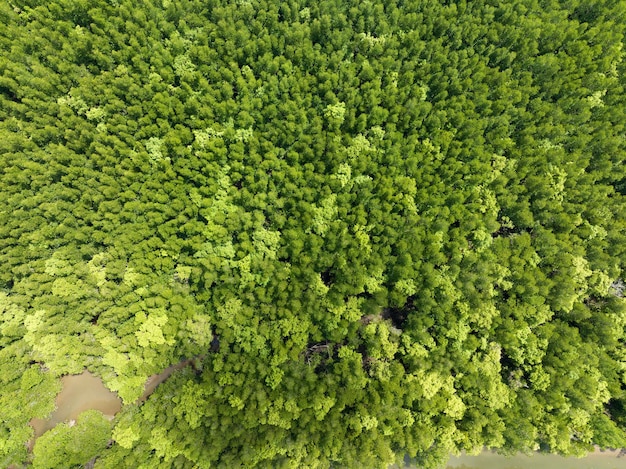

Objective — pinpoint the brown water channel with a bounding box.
[29,368,626,469]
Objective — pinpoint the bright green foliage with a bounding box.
[32,410,112,469]
[2,0,626,467]
[0,294,61,467]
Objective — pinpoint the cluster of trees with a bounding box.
[2,0,626,467]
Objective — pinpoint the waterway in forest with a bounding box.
[29,369,626,469]
[445,450,626,469]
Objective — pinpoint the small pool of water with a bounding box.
[30,371,122,438]
[29,360,194,441]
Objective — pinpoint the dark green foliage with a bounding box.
[2,0,626,467]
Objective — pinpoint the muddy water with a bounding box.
[30,359,196,440]
[30,372,122,438]
[446,450,626,469]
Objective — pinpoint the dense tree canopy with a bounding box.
[2,0,626,467]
